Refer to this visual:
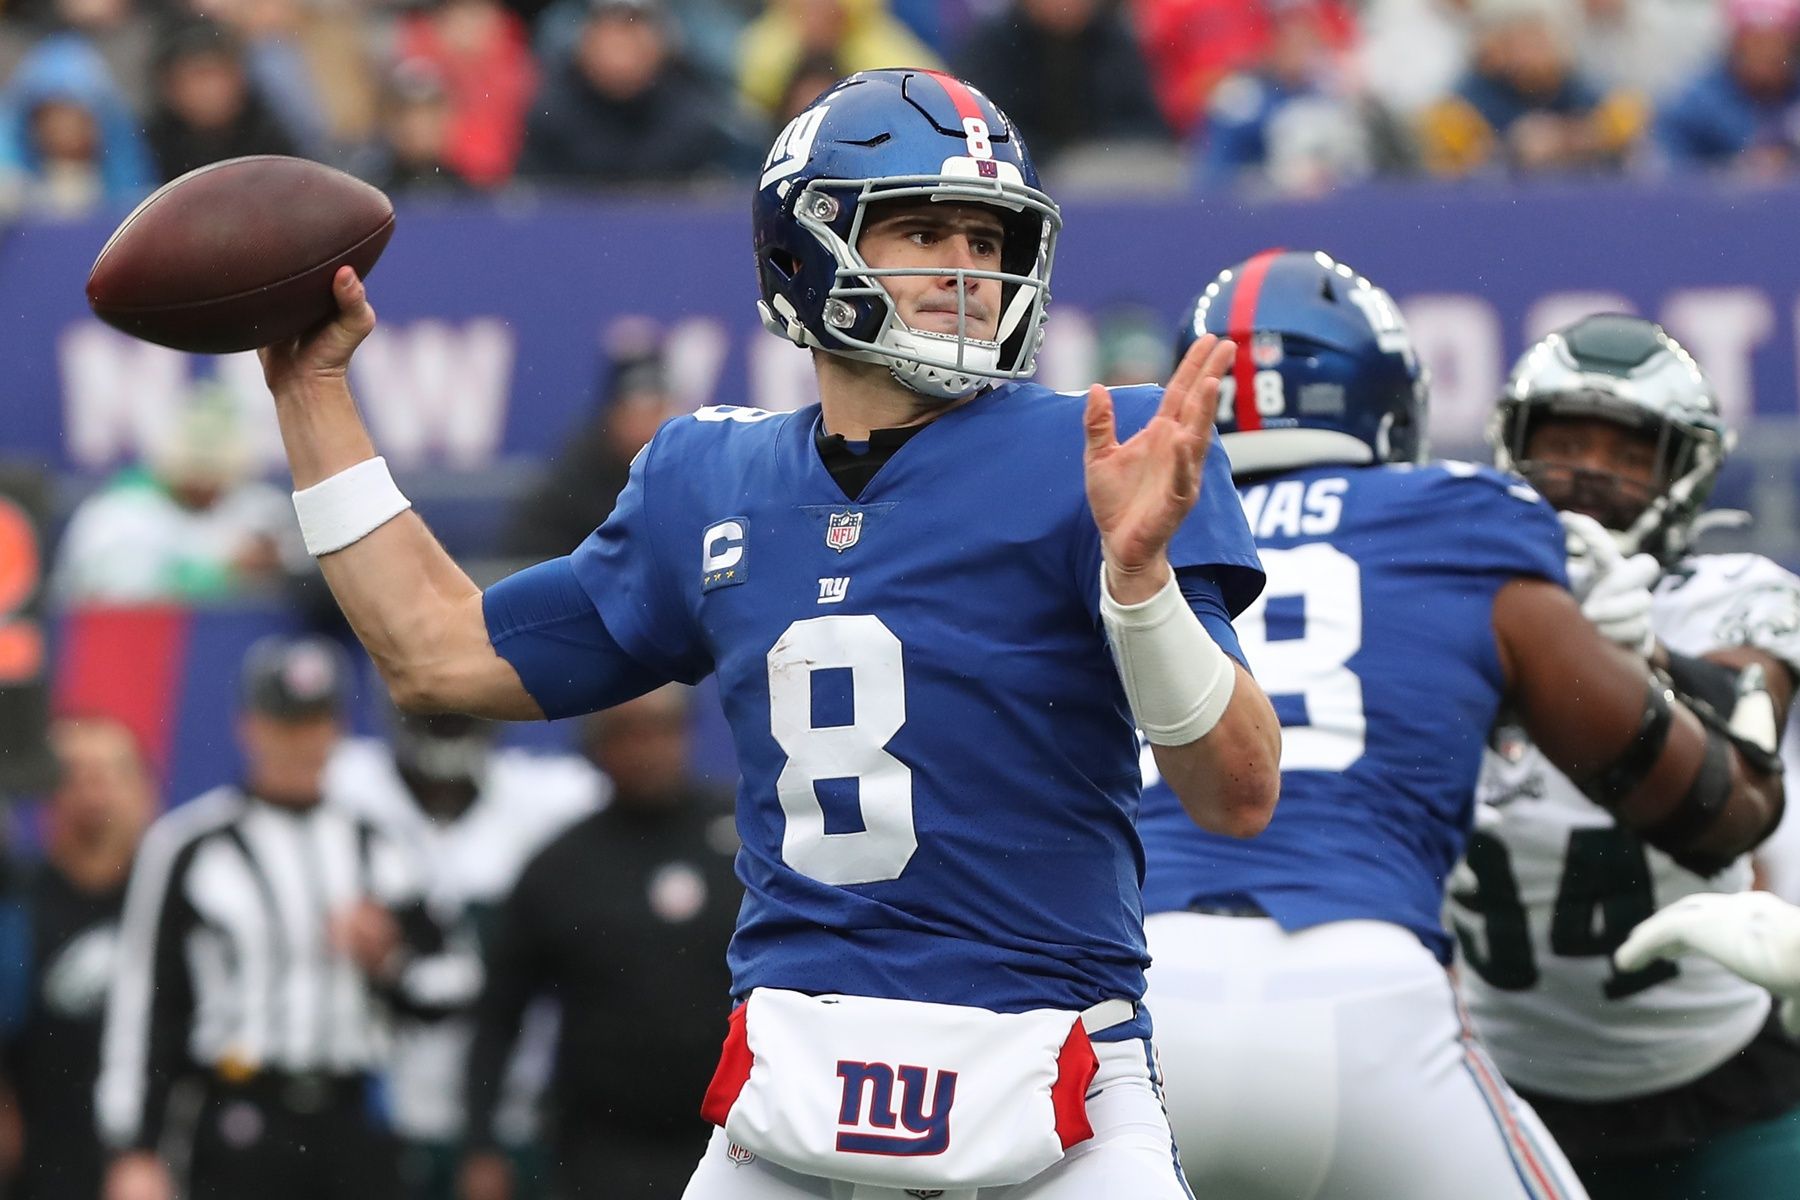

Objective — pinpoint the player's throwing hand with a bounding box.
[1084,333,1236,603]
[259,266,378,394]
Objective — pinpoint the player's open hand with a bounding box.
[1085,333,1235,604]
[258,266,377,396]
[1615,890,1800,1002]
[1561,511,1658,656]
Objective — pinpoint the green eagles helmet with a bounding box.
[1490,313,1734,564]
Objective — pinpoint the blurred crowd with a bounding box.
[1,0,1799,216]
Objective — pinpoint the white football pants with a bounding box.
[679,1038,1194,1200]
[1144,912,1588,1200]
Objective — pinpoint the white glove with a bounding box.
[1560,511,1659,657]
[1561,510,1602,601]
[1614,892,1800,1036]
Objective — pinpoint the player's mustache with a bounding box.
[1531,464,1652,530]
[914,297,995,323]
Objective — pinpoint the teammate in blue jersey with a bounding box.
[1134,250,1785,1200]
[251,69,1280,1199]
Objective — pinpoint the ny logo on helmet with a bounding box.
[762,105,830,190]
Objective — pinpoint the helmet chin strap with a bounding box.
[997,283,1033,345]
[881,321,1003,402]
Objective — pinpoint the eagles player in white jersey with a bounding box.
[1450,314,1800,1200]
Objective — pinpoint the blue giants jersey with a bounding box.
[569,383,1262,1034]
[1139,462,1566,961]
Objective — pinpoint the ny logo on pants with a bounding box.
[834,1060,957,1155]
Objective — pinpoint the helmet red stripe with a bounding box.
[1227,249,1283,433]
[920,69,988,126]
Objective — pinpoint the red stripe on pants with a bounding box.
[699,1003,754,1127]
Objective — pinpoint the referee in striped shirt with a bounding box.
[97,635,478,1200]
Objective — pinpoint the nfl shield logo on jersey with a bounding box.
[826,511,863,552]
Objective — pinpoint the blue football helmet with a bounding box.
[753,68,1061,401]
[1177,249,1427,477]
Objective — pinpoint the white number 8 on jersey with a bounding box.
[768,615,917,885]
[1238,544,1366,771]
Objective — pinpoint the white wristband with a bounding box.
[1100,567,1236,746]
[292,456,411,556]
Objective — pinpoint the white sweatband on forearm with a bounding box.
[1100,567,1236,746]
[291,456,411,556]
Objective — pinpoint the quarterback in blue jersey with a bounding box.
[1135,251,1784,1200]
[252,70,1279,1199]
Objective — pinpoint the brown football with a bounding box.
[86,156,395,355]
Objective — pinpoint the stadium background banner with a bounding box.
[14,179,1800,805]
[9,179,1800,482]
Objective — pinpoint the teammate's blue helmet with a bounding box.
[753,68,1061,401]
[1177,249,1427,477]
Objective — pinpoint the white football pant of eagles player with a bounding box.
[1139,260,1774,1200]
[1453,314,1800,1199]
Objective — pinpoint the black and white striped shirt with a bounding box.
[96,785,478,1152]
